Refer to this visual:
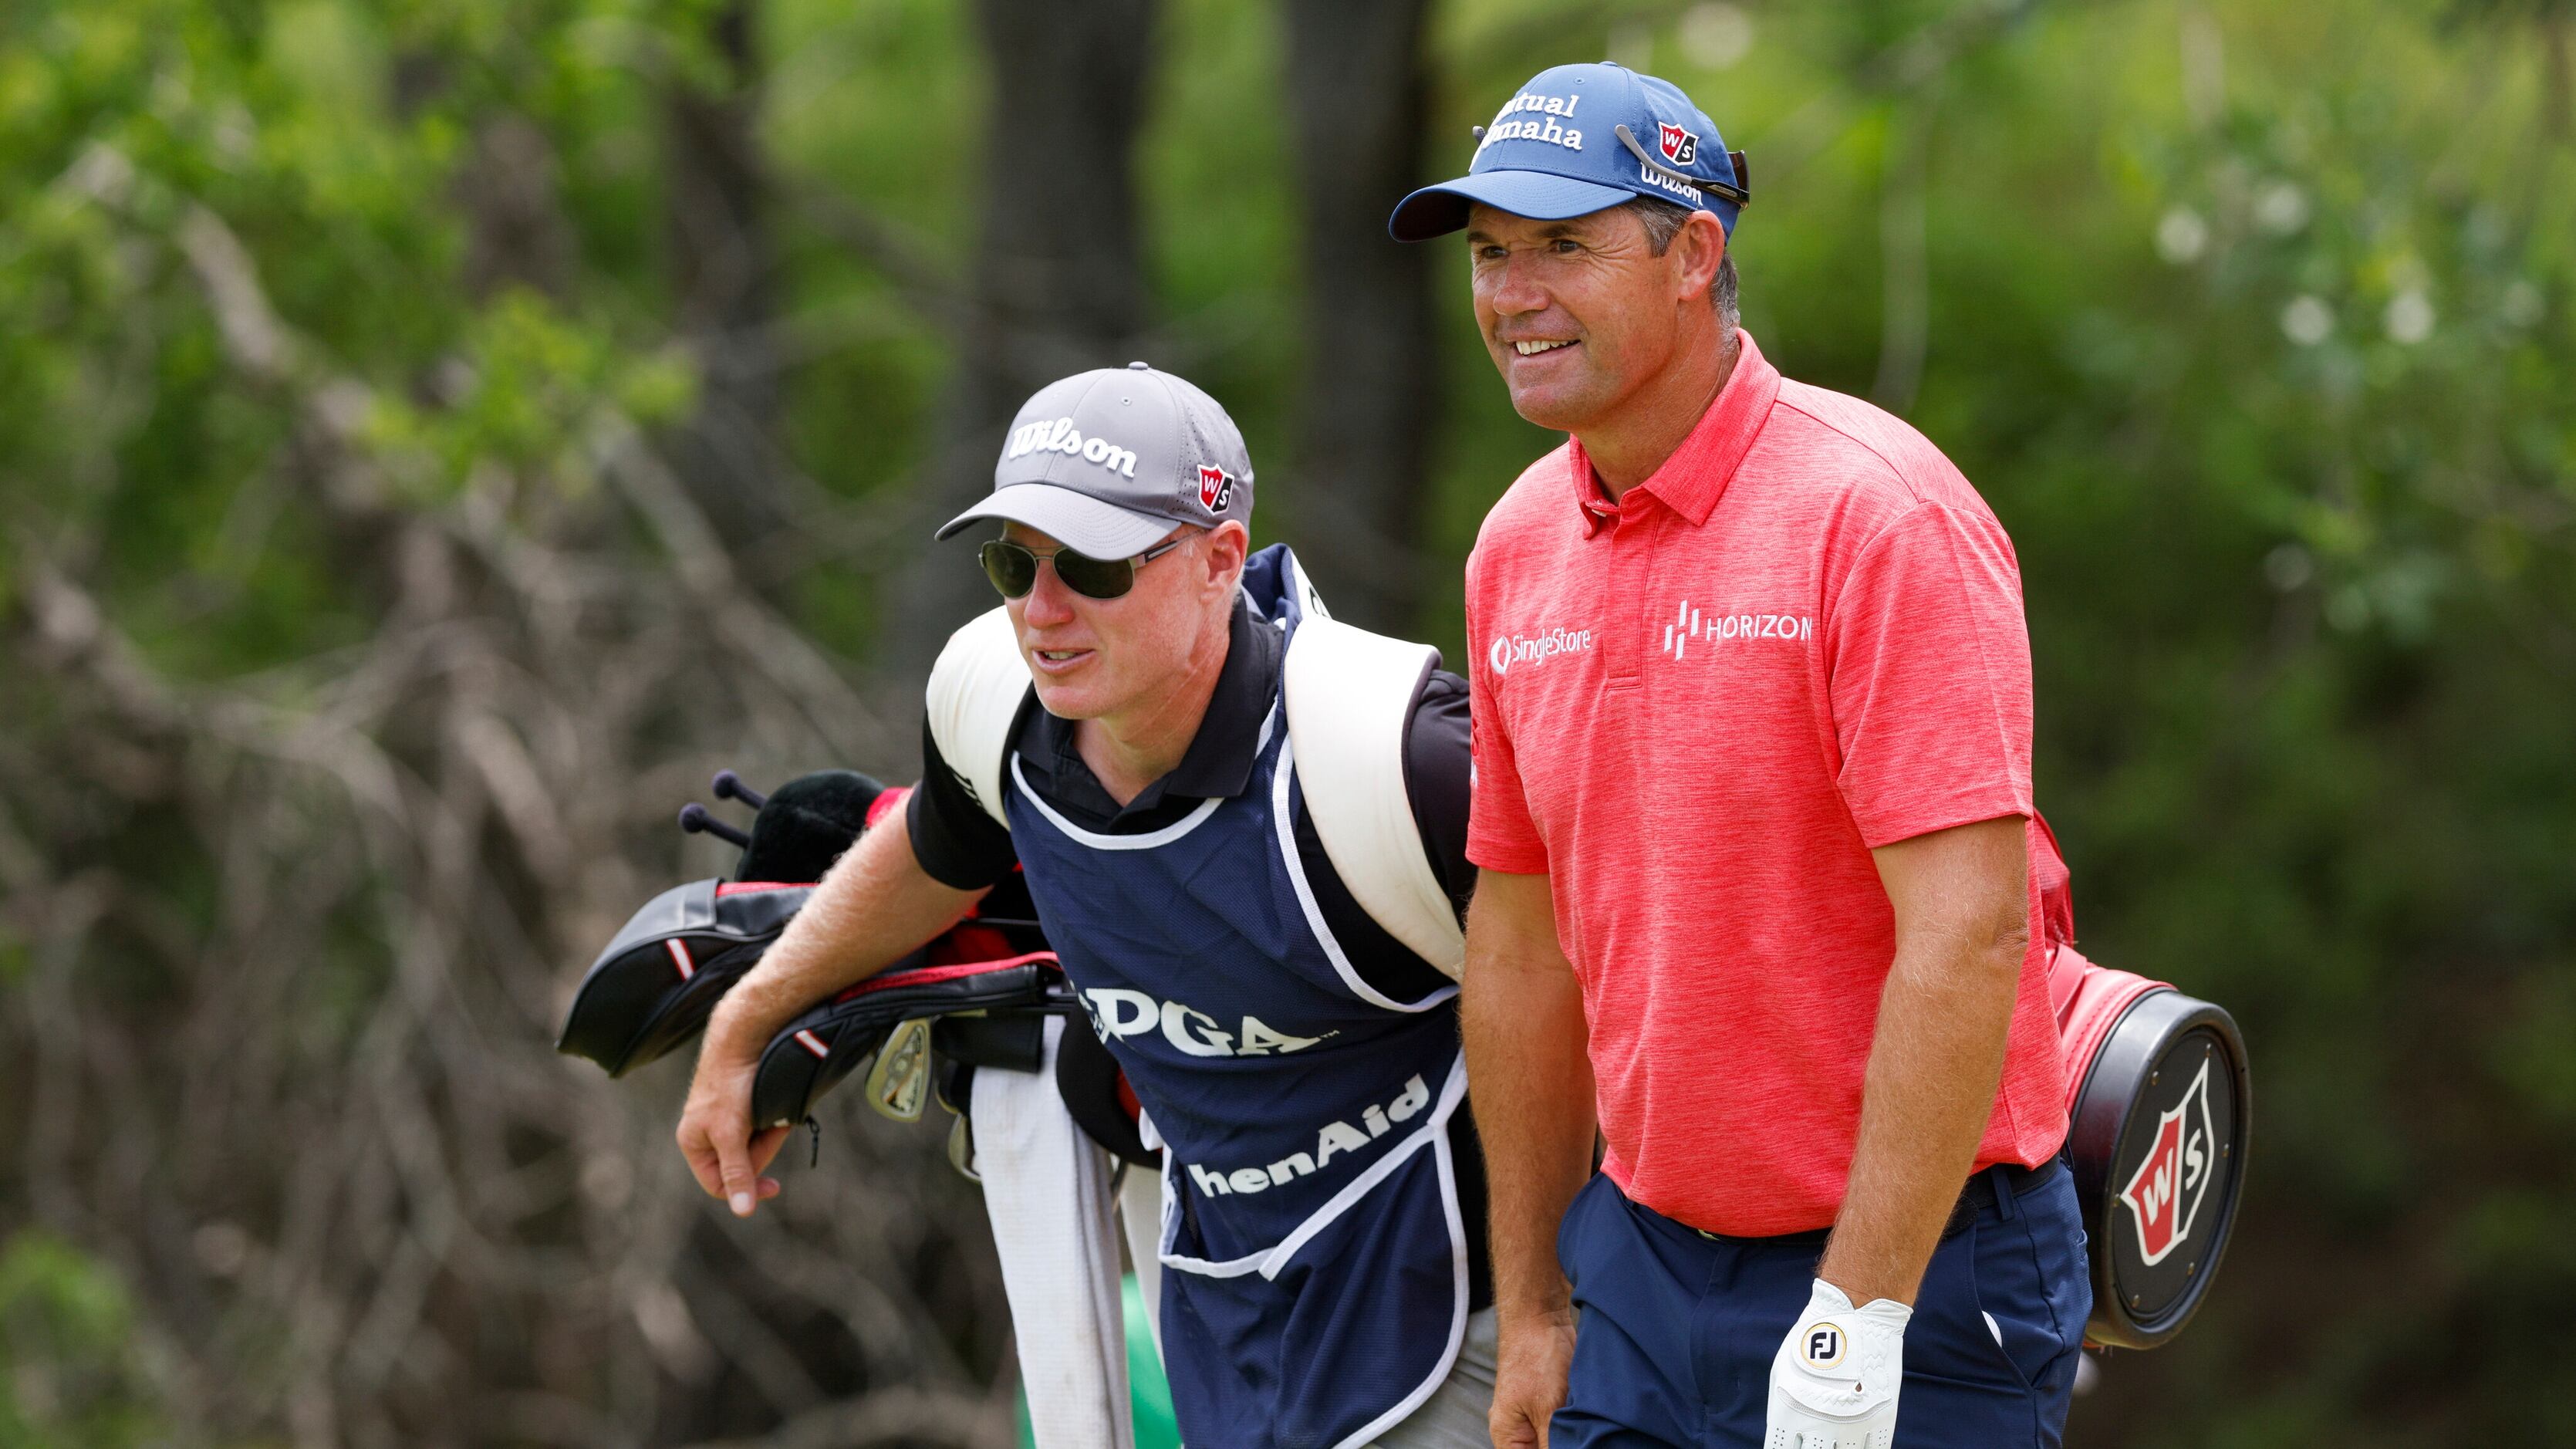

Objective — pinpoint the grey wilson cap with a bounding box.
[936,362,1256,559]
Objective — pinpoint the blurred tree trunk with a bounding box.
[663,0,791,562]
[1281,0,1440,633]
[880,0,1160,674]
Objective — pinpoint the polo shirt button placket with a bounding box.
[1603,494,1659,688]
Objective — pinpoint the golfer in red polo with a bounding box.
[1390,63,2088,1447]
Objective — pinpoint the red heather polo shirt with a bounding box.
[1465,331,2069,1238]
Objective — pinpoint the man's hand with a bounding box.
[675,1021,794,1217]
[668,812,983,1218]
[1490,1303,1578,1448]
[1764,1279,1912,1449]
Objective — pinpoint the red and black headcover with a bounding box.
[557,879,816,1077]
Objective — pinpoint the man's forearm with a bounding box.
[1463,888,1597,1320]
[702,820,982,1066]
[1817,937,2018,1305]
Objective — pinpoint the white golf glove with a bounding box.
[1764,1278,1913,1449]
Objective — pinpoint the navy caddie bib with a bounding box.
[1005,545,1470,1449]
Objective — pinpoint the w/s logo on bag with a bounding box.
[2119,1056,2217,1265]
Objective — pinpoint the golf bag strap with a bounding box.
[925,604,1028,830]
[926,599,1467,978]
[1281,616,1467,981]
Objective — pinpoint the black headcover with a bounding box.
[731,769,886,884]
[750,952,1071,1130]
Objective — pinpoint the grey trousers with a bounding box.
[1372,1306,1500,1449]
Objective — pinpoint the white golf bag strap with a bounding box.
[925,604,1028,830]
[1281,616,1467,981]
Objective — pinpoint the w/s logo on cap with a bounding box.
[1658,122,1699,166]
[1197,464,1236,513]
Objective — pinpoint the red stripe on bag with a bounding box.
[667,938,694,981]
[834,951,1058,1001]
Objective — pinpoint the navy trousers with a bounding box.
[1551,1168,2089,1448]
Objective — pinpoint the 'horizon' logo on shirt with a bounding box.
[1661,600,1813,660]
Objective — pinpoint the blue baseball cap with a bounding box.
[1387,62,1747,243]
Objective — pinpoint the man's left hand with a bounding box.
[1764,1278,1912,1449]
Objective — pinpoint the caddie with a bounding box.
[1389,62,2090,1447]
[674,363,1502,1449]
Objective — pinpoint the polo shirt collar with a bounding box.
[1567,329,1783,533]
[1034,592,1278,805]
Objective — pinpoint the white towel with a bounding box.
[973,1016,1132,1449]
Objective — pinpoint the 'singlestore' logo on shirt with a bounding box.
[1487,625,1595,677]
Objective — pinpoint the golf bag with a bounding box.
[2049,943,2250,1349]
[558,768,1158,1449]
[2034,825,2251,1349]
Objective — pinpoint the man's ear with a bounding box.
[1201,521,1251,599]
[1674,211,1727,307]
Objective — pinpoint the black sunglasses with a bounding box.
[980,535,1187,600]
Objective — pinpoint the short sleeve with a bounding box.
[905,717,1020,890]
[1464,552,1550,874]
[1825,503,2035,849]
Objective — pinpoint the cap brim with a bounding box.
[934,484,1178,559]
[1387,171,1642,242]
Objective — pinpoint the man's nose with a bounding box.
[1022,563,1079,627]
[1484,255,1551,318]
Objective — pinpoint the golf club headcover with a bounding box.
[557,880,815,1077]
[732,770,891,884]
[749,951,1070,1130]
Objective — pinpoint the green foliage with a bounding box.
[0,1235,166,1448]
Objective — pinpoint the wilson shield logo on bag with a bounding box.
[2117,1056,2216,1265]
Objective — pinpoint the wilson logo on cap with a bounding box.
[1197,464,1236,512]
[1658,122,1699,166]
[1005,417,1139,480]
